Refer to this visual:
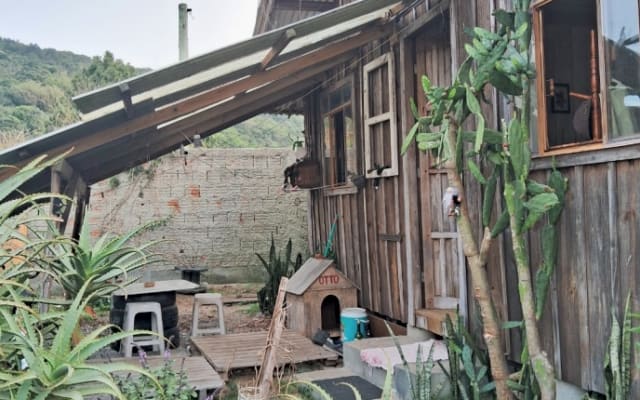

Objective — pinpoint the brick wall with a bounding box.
[87,148,309,283]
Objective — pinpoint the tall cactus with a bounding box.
[402,1,565,398]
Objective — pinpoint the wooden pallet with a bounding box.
[191,330,338,373]
[92,356,223,398]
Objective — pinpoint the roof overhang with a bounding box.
[0,0,405,193]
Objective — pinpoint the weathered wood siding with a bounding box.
[306,42,409,323]
[303,0,640,396]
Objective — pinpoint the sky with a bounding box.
[0,0,260,69]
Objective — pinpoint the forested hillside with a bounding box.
[0,37,302,150]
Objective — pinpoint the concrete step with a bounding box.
[343,336,420,388]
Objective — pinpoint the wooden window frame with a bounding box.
[532,0,640,157]
[532,0,604,156]
[363,52,399,179]
[321,77,358,196]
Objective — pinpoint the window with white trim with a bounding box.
[363,52,398,177]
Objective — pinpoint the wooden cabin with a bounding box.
[286,256,358,338]
[1,0,638,396]
[254,0,640,396]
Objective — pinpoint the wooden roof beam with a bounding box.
[261,28,297,70]
[73,0,401,113]
[0,25,390,182]
[275,0,338,12]
[74,53,348,178]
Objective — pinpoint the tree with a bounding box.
[72,51,137,94]
[402,2,565,398]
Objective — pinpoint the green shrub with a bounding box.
[255,237,302,315]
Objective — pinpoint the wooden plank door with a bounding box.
[413,26,467,330]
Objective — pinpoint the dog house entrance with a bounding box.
[321,295,340,332]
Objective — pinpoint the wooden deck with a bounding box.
[191,330,338,372]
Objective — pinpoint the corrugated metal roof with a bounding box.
[286,257,336,295]
[0,0,403,193]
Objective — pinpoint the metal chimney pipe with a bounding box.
[178,3,189,61]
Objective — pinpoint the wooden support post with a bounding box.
[261,29,296,70]
[71,184,90,242]
[256,277,288,399]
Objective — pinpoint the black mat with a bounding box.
[312,375,382,400]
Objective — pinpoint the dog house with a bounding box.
[286,257,358,338]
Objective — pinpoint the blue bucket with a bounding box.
[341,308,369,342]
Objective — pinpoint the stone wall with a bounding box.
[87,148,308,283]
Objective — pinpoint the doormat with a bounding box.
[312,375,382,400]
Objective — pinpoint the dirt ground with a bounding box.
[176,283,271,335]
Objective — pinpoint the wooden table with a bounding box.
[113,279,199,296]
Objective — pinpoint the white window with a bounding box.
[363,52,398,178]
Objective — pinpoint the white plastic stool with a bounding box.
[191,293,225,336]
[121,301,165,358]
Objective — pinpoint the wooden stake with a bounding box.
[256,277,288,399]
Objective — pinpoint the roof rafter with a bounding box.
[0,24,390,182]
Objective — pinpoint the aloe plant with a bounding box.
[45,217,164,304]
[0,281,158,399]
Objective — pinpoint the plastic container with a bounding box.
[341,307,369,342]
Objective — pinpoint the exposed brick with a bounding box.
[88,148,308,282]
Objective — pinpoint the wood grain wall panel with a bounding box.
[616,160,640,397]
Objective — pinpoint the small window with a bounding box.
[363,53,398,178]
[533,0,640,153]
[321,78,357,193]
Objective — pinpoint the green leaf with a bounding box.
[401,122,420,155]
[410,97,420,120]
[535,268,551,318]
[418,141,441,151]
[467,159,487,185]
[465,86,482,115]
[482,170,498,227]
[489,70,522,96]
[421,75,431,94]
[523,193,559,214]
[474,115,485,152]
[547,169,568,224]
[456,57,473,84]
[464,43,482,60]
[473,27,501,40]
[522,210,543,232]
[416,132,442,143]
[491,210,510,238]
[503,320,523,329]
[526,180,552,195]
[493,9,515,29]
[514,21,529,39]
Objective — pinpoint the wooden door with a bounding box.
[412,26,467,333]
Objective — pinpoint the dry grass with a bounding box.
[0,131,28,150]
